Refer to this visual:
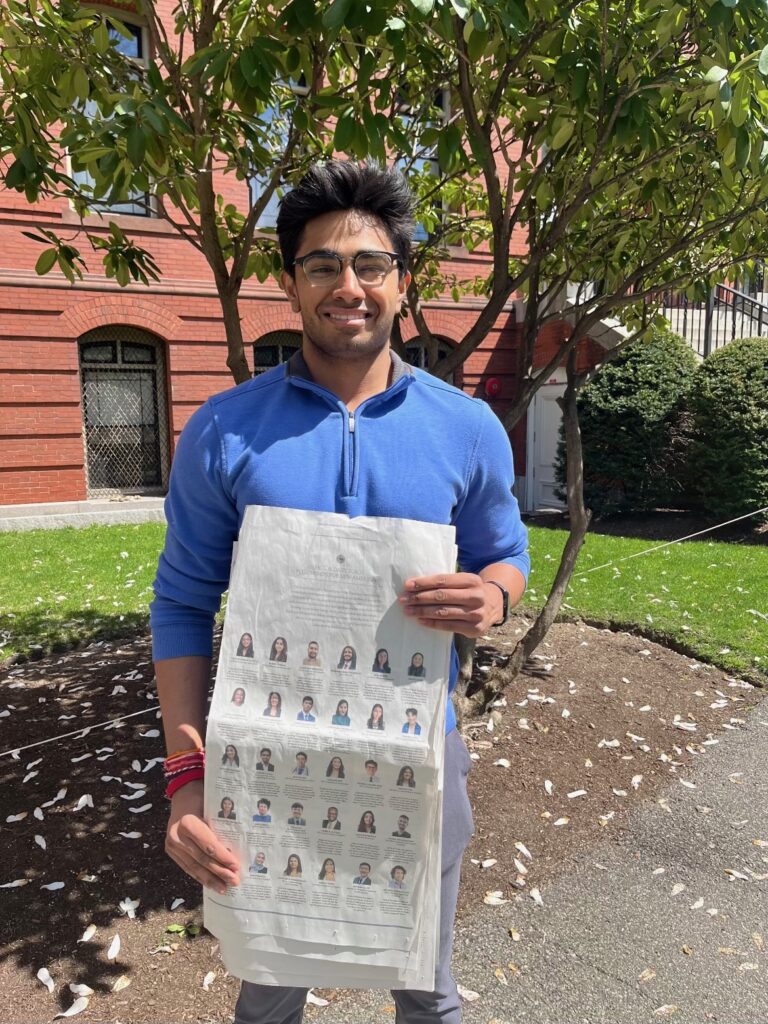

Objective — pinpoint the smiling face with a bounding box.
[257,801,268,816]
[241,633,251,649]
[412,653,423,668]
[402,767,413,784]
[365,762,376,777]
[296,753,307,768]
[398,815,408,831]
[221,798,234,815]
[260,749,271,765]
[225,744,237,760]
[327,806,337,820]
[269,692,279,708]
[342,646,353,662]
[363,812,374,827]
[255,852,265,865]
[376,649,388,666]
[302,698,313,713]
[274,637,285,654]
[393,867,405,883]
[232,688,245,705]
[338,701,348,715]
[288,855,300,873]
[331,757,342,772]
[307,642,319,660]
[372,704,382,721]
[281,211,409,364]
[358,863,370,878]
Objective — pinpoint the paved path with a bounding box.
[0,497,165,531]
[309,695,768,1024]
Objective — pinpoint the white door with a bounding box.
[525,370,567,512]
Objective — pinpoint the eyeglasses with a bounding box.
[292,250,403,287]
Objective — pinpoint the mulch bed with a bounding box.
[0,620,760,1023]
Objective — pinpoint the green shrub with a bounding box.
[685,336,768,520]
[555,327,697,515]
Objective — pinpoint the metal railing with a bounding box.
[662,284,768,358]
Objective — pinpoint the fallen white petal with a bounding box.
[0,878,29,888]
[457,985,480,1002]
[170,897,185,911]
[567,789,587,798]
[129,803,152,814]
[493,759,510,768]
[306,990,329,1006]
[481,858,497,869]
[530,887,543,906]
[34,834,47,851]
[118,831,142,839]
[36,967,55,993]
[544,779,554,796]
[78,924,97,943]
[54,997,89,1019]
[41,882,65,891]
[107,934,121,960]
[483,890,509,905]
[6,812,27,823]
[671,883,686,896]
[119,897,140,919]
[202,970,216,991]
[112,974,131,992]
[69,984,94,997]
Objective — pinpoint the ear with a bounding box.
[281,270,301,312]
[398,269,411,298]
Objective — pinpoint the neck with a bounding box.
[301,340,392,411]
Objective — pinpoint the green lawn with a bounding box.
[0,522,765,682]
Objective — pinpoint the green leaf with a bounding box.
[720,0,738,7]
[35,248,58,276]
[704,65,728,83]
[735,128,750,169]
[410,0,435,14]
[72,64,89,103]
[127,122,146,167]
[731,73,750,128]
[165,924,186,934]
[322,0,354,30]
[449,0,471,19]
[334,110,357,151]
[551,119,575,149]
[759,46,768,77]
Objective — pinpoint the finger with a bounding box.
[403,573,479,593]
[404,604,480,622]
[178,814,240,871]
[415,616,486,637]
[403,588,484,609]
[167,842,234,894]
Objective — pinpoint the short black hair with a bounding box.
[277,161,415,276]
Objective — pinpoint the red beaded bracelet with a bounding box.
[165,766,205,799]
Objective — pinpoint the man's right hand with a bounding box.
[166,780,241,894]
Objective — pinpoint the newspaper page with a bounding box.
[203,506,457,988]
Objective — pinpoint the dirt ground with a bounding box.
[0,619,761,1023]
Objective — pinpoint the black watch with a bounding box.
[485,580,509,626]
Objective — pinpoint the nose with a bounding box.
[332,261,366,301]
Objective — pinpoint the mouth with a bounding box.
[323,309,373,327]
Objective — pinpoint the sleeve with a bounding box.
[453,401,530,582]
[149,400,240,661]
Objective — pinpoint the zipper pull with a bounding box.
[348,412,355,433]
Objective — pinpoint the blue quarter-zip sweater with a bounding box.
[150,351,529,734]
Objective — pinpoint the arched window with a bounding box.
[404,337,458,385]
[252,330,302,375]
[78,326,169,495]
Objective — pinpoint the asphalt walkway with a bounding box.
[312,694,768,1024]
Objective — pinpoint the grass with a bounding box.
[0,521,765,682]
[522,526,767,682]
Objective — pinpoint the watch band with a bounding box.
[485,580,509,626]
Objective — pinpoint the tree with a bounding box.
[4,0,768,699]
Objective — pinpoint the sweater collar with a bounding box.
[286,348,413,388]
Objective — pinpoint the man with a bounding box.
[402,708,421,735]
[392,815,411,839]
[353,862,372,886]
[251,799,271,824]
[291,752,310,776]
[302,641,321,667]
[249,852,268,875]
[322,806,341,830]
[256,748,274,772]
[389,866,407,890]
[363,758,379,783]
[287,803,306,827]
[296,697,316,723]
[152,161,528,1024]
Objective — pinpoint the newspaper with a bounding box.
[203,506,457,989]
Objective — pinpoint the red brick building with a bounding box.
[0,7,597,513]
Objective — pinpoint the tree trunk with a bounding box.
[477,347,592,699]
[219,285,251,384]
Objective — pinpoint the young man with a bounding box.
[295,697,315,723]
[392,814,411,839]
[287,803,306,826]
[353,862,373,885]
[151,161,528,1024]
[256,747,274,772]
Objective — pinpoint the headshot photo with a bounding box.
[236,632,254,658]
[392,814,411,838]
[296,696,316,722]
[292,751,310,777]
[357,810,376,834]
[252,798,271,824]
[363,758,378,783]
[325,756,345,779]
[353,862,372,885]
[249,851,268,875]
[388,865,407,890]
[221,743,240,767]
[256,747,274,772]
[331,699,350,726]
[408,652,426,677]
[372,647,391,674]
[396,765,416,788]
[262,691,282,718]
[302,640,322,667]
[402,708,422,735]
[283,854,303,878]
[288,802,306,826]
[318,857,336,881]
[322,806,341,830]
[367,702,385,730]
[269,636,288,662]
[230,687,246,706]
[218,796,236,820]
[337,645,357,670]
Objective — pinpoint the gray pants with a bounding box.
[234,728,475,1024]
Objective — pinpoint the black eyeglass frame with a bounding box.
[290,249,406,284]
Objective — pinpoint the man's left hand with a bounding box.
[400,573,501,637]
